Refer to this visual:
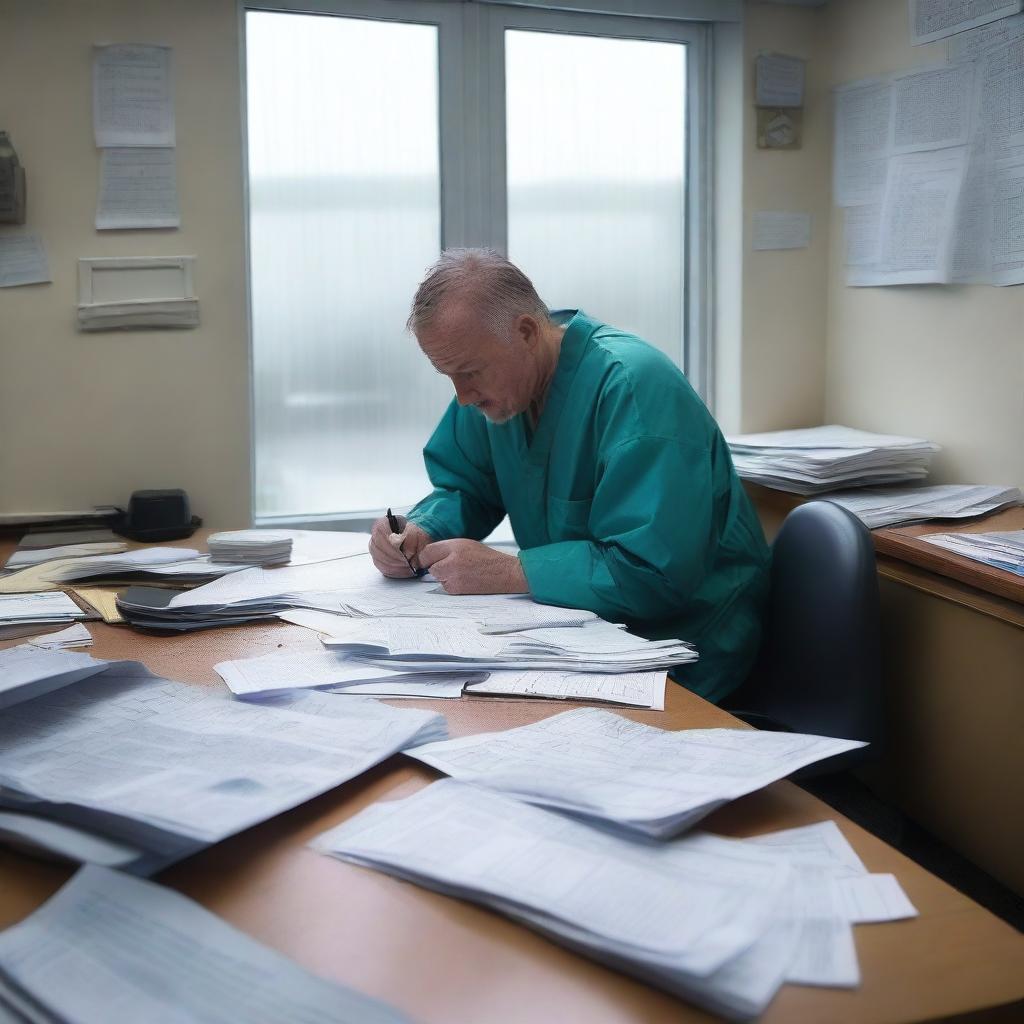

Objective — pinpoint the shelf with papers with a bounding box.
[743,483,1024,618]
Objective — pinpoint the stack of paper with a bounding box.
[0,643,108,710]
[727,425,940,494]
[313,781,916,1021]
[27,622,94,649]
[3,539,127,570]
[922,529,1024,576]
[407,708,866,837]
[823,483,1023,528]
[0,547,248,594]
[0,649,447,873]
[215,648,485,700]
[215,614,680,709]
[117,553,601,633]
[209,529,293,565]
[0,590,88,640]
[319,616,696,675]
[0,866,412,1024]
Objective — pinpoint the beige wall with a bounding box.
[0,0,251,529]
[737,1,831,433]
[824,0,1024,488]
[5,0,1017,528]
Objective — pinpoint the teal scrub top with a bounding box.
[408,311,771,704]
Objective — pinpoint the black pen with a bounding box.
[386,508,427,577]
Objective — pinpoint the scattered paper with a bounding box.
[28,622,93,649]
[407,710,865,836]
[0,866,412,1024]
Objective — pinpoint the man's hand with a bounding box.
[369,515,433,578]
[419,539,529,595]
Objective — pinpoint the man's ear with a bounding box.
[515,314,541,350]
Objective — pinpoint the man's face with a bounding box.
[416,306,538,424]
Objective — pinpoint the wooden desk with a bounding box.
[874,506,1024,608]
[1,550,1023,1022]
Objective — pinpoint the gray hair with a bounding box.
[407,248,550,340]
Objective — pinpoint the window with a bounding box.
[244,1,710,523]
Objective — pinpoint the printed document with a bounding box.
[0,866,411,1024]
[406,709,865,836]
[96,147,180,229]
[93,44,175,147]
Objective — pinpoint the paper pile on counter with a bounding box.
[0,547,246,594]
[0,591,90,641]
[0,866,412,1024]
[313,781,916,1022]
[728,425,939,494]
[208,528,293,565]
[922,529,1024,575]
[824,484,1023,528]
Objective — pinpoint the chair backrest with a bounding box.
[733,500,883,751]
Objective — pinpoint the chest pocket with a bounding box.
[547,495,593,542]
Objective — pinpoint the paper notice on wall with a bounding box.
[890,63,976,154]
[990,158,1024,283]
[755,54,806,107]
[848,146,969,286]
[833,78,894,207]
[94,44,174,148]
[96,148,180,229]
[844,203,883,265]
[752,212,812,250]
[948,11,1024,60]
[0,233,50,287]
[911,0,1023,46]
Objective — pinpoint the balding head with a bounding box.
[407,248,551,342]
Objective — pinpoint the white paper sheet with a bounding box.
[408,710,865,835]
[93,44,175,147]
[5,541,127,569]
[850,146,969,285]
[214,647,477,699]
[0,644,109,710]
[752,212,812,250]
[0,591,84,621]
[0,658,446,856]
[27,622,93,649]
[0,233,50,287]
[313,780,791,982]
[755,54,806,107]
[96,147,179,228]
[890,63,976,154]
[834,78,894,207]
[911,0,1023,46]
[948,10,1024,59]
[844,202,884,265]
[464,669,666,710]
[0,866,411,1024]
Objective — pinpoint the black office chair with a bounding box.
[724,500,883,777]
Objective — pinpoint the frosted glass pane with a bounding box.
[506,31,687,366]
[247,12,450,518]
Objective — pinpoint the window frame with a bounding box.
[241,0,714,527]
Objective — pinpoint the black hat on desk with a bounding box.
[116,489,201,542]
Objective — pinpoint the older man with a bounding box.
[369,249,770,703]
